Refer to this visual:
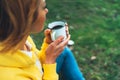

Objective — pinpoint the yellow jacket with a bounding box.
[0,36,58,80]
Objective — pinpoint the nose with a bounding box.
[45,8,48,14]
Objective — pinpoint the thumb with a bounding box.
[44,29,51,37]
[44,29,52,44]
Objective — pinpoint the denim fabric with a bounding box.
[56,47,85,80]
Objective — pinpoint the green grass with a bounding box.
[32,0,120,80]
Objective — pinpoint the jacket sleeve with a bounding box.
[38,38,48,64]
[43,63,58,80]
[27,36,47,64]
[38,39,59,80]
[27,36,59,80]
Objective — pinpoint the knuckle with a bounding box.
[59,46,64,51]
[62,46,64,50]
[50,43,56,48]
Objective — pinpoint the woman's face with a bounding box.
[31,0,48,33]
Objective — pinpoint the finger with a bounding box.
[57,35,71,48]
[48,36,64,52]
[62,34,71,45]
[44,29,51,37]
[65,23,69,37]
[66,27,69,37]
[44,29,52,43]
[53,36,64,45]
[55,35,71,56]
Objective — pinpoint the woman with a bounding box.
[0,0,70,80]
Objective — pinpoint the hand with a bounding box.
[44,35,70,64]
[44,22,70,44]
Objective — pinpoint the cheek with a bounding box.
[31,13,46,33]
[39,14,46,27]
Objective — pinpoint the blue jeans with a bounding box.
[56,47,85,80]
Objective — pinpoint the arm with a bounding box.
[28,30,70,80]
[38,39,59,80]
[43,63,58,80]
[27,36,58,80]
[39,29,70,80]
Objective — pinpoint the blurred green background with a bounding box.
[32,0,120,80]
